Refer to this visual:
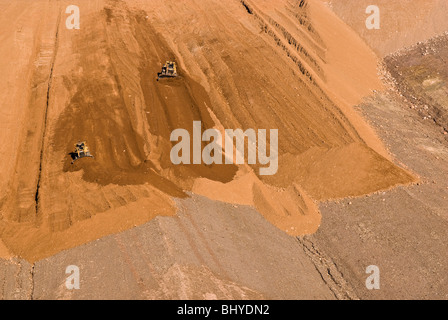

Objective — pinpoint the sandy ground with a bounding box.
[0,0,446,300]
[321,0,448,57]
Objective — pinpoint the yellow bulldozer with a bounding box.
[71,141,94,164]
[157,61,178,80]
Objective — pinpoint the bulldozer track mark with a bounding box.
[183,212,230,279]
[128,231,167,297]
[0,263,6,300]
[28,263,35,300]
[285,0,323,44]
[34,7,62,216]
[173,215,209,267]
[253,2,324,72]
[113,235,149,294]
[297,236,359,300]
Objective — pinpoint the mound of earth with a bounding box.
[0,0,413,262]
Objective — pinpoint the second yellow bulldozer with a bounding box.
[157,61,178,80]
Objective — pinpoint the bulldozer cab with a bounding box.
[158,61,178,80]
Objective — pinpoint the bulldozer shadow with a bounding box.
[69,151,95,164]
[69,141,95,164]
[69,152,78,162]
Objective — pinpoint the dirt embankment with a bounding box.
[0,0,414,262]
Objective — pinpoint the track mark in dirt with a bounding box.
[183,212,230,278]
[241,1,253,15]
[297,236,359,300]
[128,232,164,292]
[28,263,35,300]
[35,10,62,215]
[239,0,319,82]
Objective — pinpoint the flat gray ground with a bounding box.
[1,195,335,300]
[304,90,448,299]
